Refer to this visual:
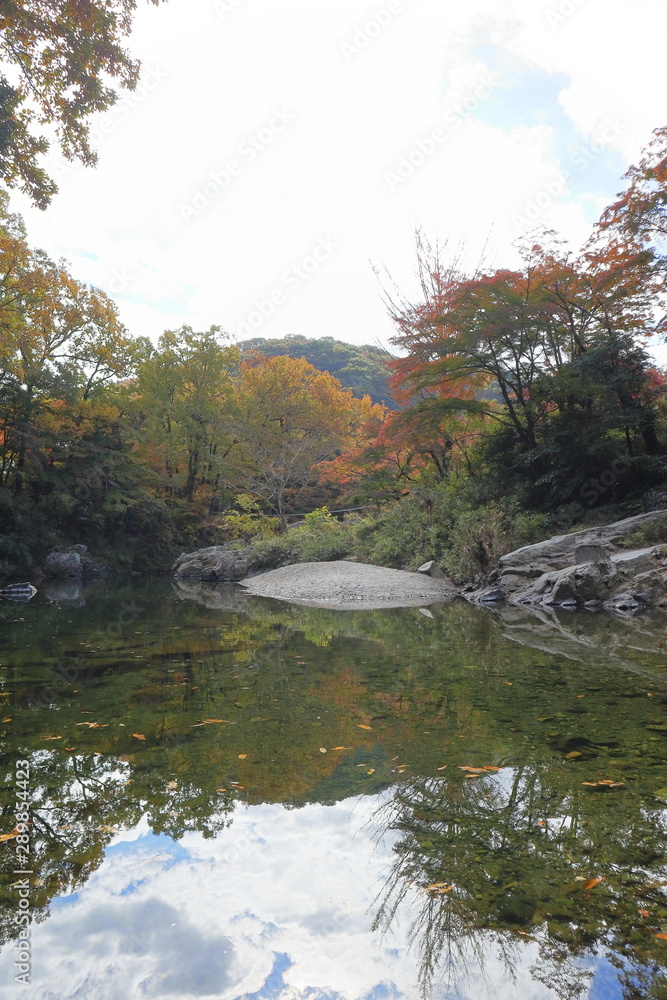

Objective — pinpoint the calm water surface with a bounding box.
[1,579,667,999]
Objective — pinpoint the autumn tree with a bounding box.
[135,326,239,504]
[0,0,164,207]
[598,125,667,264]
[384,230,665,505]
[0,194,146,492]
[232,353,373,529]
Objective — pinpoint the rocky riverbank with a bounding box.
[467,510,667,612]
[171,510,667,614]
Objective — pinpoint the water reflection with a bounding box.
[1,581,667,998]
[372,768,667,999]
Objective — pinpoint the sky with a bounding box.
[6,0,667,354]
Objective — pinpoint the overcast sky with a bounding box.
[8,0,667,353]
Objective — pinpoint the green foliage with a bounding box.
[249,516,355,568]
[206,495,280,544]
[620,513,667,549]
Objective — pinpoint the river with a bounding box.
[1,579,666,999]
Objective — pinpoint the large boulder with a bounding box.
[44,550,83,578]
[466,510,667,612]
[172,546,255,582]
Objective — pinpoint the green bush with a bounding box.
[620,513,667,549]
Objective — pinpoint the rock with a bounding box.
[574,543,613,565]
[44,550,83,578]
[71,544,88,555]
[498,509,667,591]
[547,562,616,606]
[172,546,255,582]
[2,582,37,600]
[644,490,667,512]
[417,560,445,579]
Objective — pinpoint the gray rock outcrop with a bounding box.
[467,510,667,612]
[43,547,106,579]
[172,545,255,582]
[44,550,83,578]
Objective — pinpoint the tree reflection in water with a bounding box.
[372,767,667,1000]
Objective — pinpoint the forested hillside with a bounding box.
[239,335,395,406]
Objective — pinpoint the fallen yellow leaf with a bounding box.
[319,747,327,753]
[656,933,667,940]
[132,733,146,740]
[357,724,373,730]
[367,768,375,774]
[0,830,18,842]
[423,883,453,893]
[238,754,247,759]
[332,746,352,751]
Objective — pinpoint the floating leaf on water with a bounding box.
[565,751,583,759]
[167,781,178,789]
[423,883,453,893]
[192,718,234,727]
[639,909,650,917]
[366,768,375,774]
[216,788,227,792]
[96,826,119,834]
[332,746,352,751]
[357,724,373,730]
[238,754,247,759]
[437,765,447,770]
[44,735,62,740]
[656,933,667,940]
[582,780,625,790]
[1,717,11,723]
[582,877,605,891]
[132,733,146,740]
[0,830,19,842]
